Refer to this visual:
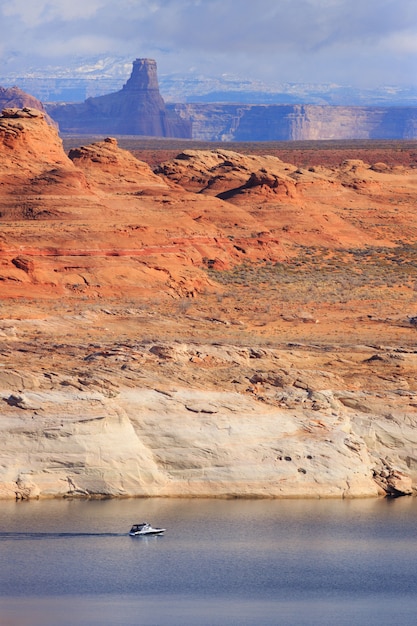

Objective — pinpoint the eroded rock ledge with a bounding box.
[1,340,415,500]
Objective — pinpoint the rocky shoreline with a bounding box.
[1,337,415,501]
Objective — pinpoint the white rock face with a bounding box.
[0,384,386,500]
[0,342,416,500]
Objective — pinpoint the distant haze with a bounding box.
[0,0,416,90]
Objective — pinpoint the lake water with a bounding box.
[0,497,417,625]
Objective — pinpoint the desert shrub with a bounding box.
[206,244,417,306]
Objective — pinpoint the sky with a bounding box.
[0,0,416,87]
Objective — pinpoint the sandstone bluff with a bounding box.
[1,108,417,500]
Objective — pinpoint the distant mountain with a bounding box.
[1,56,417,106]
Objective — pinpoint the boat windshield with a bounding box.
[131,523,148,530]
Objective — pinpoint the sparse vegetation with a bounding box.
[207,244,417,306]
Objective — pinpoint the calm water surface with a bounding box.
[0,497,416,625]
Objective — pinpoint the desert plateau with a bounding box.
[1,107,417,500]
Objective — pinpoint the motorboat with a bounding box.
[129,522,166,536]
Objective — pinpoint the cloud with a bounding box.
[1,0,104,25]
[0,0,415,86]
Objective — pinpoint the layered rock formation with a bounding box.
[169,103,417,140]
[1,340,415,500]
[1,109,417,499]
[47,59,191,138]
[0,86,56,127]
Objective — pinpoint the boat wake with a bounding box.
[0,532,127,541]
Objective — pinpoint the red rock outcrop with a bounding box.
[68,136,169,193]
[0,86,57,127]
[0,111,285,299]
[0,107,74,172]
[2,115,417,302]
[156,148,417,248]
[0,107,92,221]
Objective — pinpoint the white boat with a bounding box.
[129,522,166,536]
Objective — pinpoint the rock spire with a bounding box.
[47,58,192,138]
[123,58,160,92]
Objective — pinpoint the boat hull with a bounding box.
[129,529,165,536]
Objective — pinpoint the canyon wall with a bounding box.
[170,103,417,141]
